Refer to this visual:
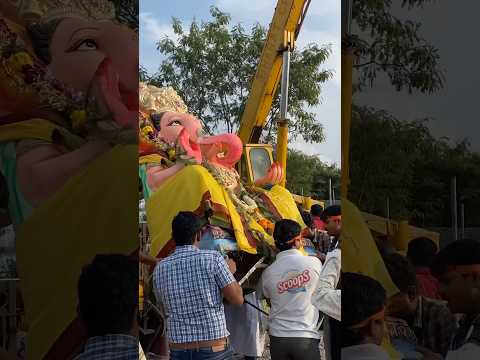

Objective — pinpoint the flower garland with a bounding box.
[201,160,278,240]
[0,19,94,135]
[202,161,278,257]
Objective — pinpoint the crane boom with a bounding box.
[237,0,310,144]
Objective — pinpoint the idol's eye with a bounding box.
[168,120,182,127]
[71,39,98,51]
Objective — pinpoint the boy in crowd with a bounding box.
[383,253,455,357]
[74,254,139,359]
[341,272,390,360]
[407,237,442,299]
[310,204,325,231]
[321,205,341,251]
[432,239,480,359]
[258,219,322,360]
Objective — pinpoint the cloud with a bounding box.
[140,12,179,73]
[140,12,177,42]
[215,0,276,21]
[307,0,340,18]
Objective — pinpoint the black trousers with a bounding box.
[329,318,341,360]
[269,336,320,360]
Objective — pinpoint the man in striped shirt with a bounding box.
[153,211,244,360]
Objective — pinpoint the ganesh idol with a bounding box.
[0,1,138,359]
[138,83,307,266]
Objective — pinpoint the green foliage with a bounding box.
[286,149,340,201]
[139,65,150,82]
[352,0,444,93]
[146,6,332,143]
[349,105,480,226]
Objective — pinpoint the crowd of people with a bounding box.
[149,204,342,360]
[59,203,340,360]
[342,237,480,360]
[18,201,479,360]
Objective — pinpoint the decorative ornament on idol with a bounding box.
[15,0,116,24]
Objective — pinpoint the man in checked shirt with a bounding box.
[153,211,244,360]
[73,254,139,360]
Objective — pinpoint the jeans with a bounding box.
[269,336,320,360]
[169,344,234,360]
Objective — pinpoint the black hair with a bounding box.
[407,237,438,267]
[172,211,202,246]
[341,272,386,347]
[150,112,165,131]
[77,254,138,337]
[301,210,313,228]
[310,204,324,217]
[432,239,480,278]
[27,19,63,64]
[383,253,417,293]
[273,219,301,252]
[320,204,341,222]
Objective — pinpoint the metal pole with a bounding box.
[386,197,391,236]
[461,203,465,240]
[451,177,458,241]
[276,47,291,187]
[341,0,353,199]
[341,0,353,37]
[386,197,390,220]
[244,299,269,316]
[329,178,333,206]
[280,50,290,119]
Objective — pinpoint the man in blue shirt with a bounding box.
[154,211,244,360]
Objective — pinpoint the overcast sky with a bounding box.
[139,0,341,165]
[353,0,480,153]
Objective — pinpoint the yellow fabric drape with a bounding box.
[342,198,401,359]
[257,185,306,228]
[147,165,274,256]
[146,166,306,257]
[16,145,138,360]
[342,198,398,296]
[139,153,164,165]
[0,118,60,142]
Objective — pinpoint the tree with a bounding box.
[351,0,444,93]
[139,65,150,82]
[147,7,332,144]
[286,149,340,201]
[349,105,480,226]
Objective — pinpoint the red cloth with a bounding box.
[312,216,326,231]
[416,267,442,299]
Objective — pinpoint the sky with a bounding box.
[139,0,341,165]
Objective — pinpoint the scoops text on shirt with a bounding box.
[277,270,311,294]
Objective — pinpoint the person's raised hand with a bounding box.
[226,257,237,274]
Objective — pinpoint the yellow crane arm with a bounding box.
[237,0,310,144]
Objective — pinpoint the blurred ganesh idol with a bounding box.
[0,0,139,359]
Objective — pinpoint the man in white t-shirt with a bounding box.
[258,219,322,360]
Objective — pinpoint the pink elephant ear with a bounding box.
[178,127,202,163]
